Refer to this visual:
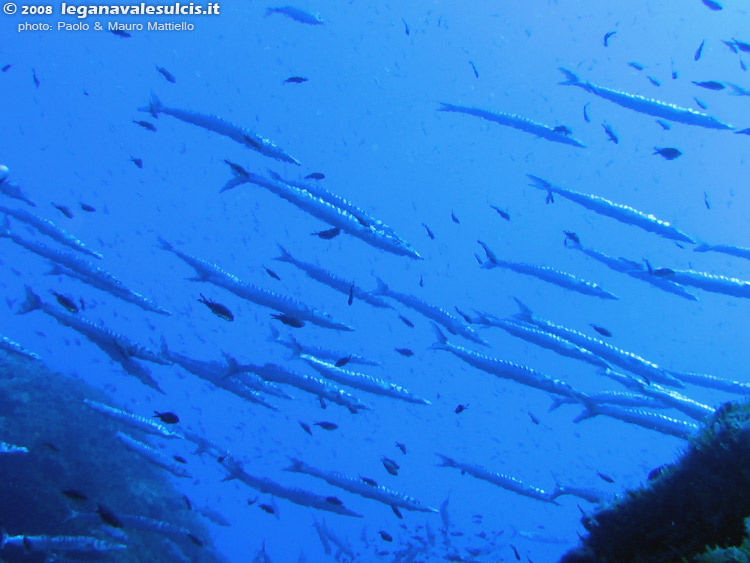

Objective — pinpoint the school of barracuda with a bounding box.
[1,1,750,561]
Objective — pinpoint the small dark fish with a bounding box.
[130,157,143,169]
[318,396,327,410]
[133,120,157,132]
[42,442,60,452]
[671,61,678,80]
[173,455,187,464]
[272,313,305,328]
[156,66,176,83]
[583,102,591,123]
[52,204,74,219]
[265,267,281,281]
[395,442,406,455]
[628,62,645,71]
[313,227,340,240]
[469,61,479,78]
[455,403,468,414]
[398,315,414,328]
[62,489,88,502]
[79,202,96,212]
[395,348,414,357]
[154,411,179,424]
[702,0,722,9]
[32,68,40,88]
[451,211,460,224]
[382,456,400,476]
[419,275,424,288]
[198,294,234,321]
[50,290,79,314]
[259,504,275,515]
[603,31,616,47]
[656,119,671,130]
[187,533,204,547]
[490,205,510,221]
[283,76,308,84]
[422,222,435,240]
[314,421,338,431]
[552,125,571,135]
[325,496,343,506]
[361,475,378,487]
[347,284,354,306]
[401,18,409,36]
[653,147,682,160]
[109,29,131,38]
[335,356,351,368]
[379,530,393,542]
[602,123,618,144]
[563,231,580,245]
[742,60,748,72]
[704,192,711,210]
[511,544,521,561]
[695,97,708,109]
[299,421,312,435]
[647,75,661,87]
[723,40,739,54]
[304,172,325,180]
[528,412,540,425]
[695,40,705,61]
[97,504,123,528]
[590,324,612,337]
[735,128,750,135]
[1,64,11,72]
[597,471,615,484]
[391,505,403,519]
[693,80,725,90]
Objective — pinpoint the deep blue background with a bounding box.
[2,1,749,561]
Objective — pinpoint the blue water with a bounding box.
[2,1,749,561]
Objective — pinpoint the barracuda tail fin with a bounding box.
[221,351,239,376]
[548,396,575,412]
[159,336,172,362]
[429,323,450,351]
[284,457,305,473]
[373,277,389,296]
[436,101,460,113]
[511,297,533,323]
[0,216,10,238]
[275,244,293,263]
[435,453,457,467]
[572,405,600,423]
[139,92,163,118]
[156,236,174,253]
[17,286,42,315]
[558,67,583,87]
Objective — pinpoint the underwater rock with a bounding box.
[559,400,750,563]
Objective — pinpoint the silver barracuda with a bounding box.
[667,371,750,395]
[300,354,431,405]
[115,431,191,478]
[0,334,40,360]
[549,390,668,412]
[374,278,488,345]
[436,453,558,504]
[573,404,699,439]
[0,164,36,206]
[141,94,301,165]
[438,102,587,148]
[286,457,438,513]
[0,532,126,553]
[83,398,184,439]
[270,327,380,367]
[559,67,733,129]
[478,240,618,300]
[158,238,353,331]
[694,242,750,262]
[528,175,696,244]
[648,265,750,299]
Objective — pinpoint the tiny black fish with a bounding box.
[603,31,616,47]
[52,204,74,219]
[259,503,275,514]
[62,489,88,502]
[50,290,79,314]
[702,0,722,9]
[156,66,176,83]
[187,533,204,547]
[455,403,468,414]
[173,455,187,464]
[704,191,711,210]
[597,471,615,484]
[79,202,96,212]
[130,157,143,169]
[314,421,338,431]
[692,80,725,90]
[419,275,424,288]
[304,172,325,180]
[348,283,354,306]
[628,61,645,71]
[318,396,327,409]
[395,348,414,357]
[109,29,131,38]
[382,456,400,476]
[398,315,414,328]
[528,412,540,425]
[395,441,406,455]
[695,40,705,61]
[198,294,234,321]
[583,102,591,123]
[653,147,682,160]
[451,211,460,224]
[422,222,435,240]
[1,64,11,72]
[401,18,409,36]
[469,60,479,78]
[590,324,612,337]
[335,356,351,367]
[511,544,521,561]
[490,205,510,221]
[283,76,308,84]
[154,411,179,424]
[42,441,60,452]
[133,120,157,132]
[379,530,393,542]
[602,123,618,144]
[299,421,313,435]
[361,475,378,487]
[97,504,123,528]
[32,68,40,88]
[272,313,304,328]
[265,267,281,281]
[313,227,340,239]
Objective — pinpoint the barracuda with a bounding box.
[694,242,750,262]
[115,431,191,478]
[0,334,40,360]
[648,266,750,299]
[528,175,696,244]
[0,531,126,552]
[573,404,699,439]
[438,102,587,148]
[559,67,733,129]
[83,398,184,439]
[269,327,380,367]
